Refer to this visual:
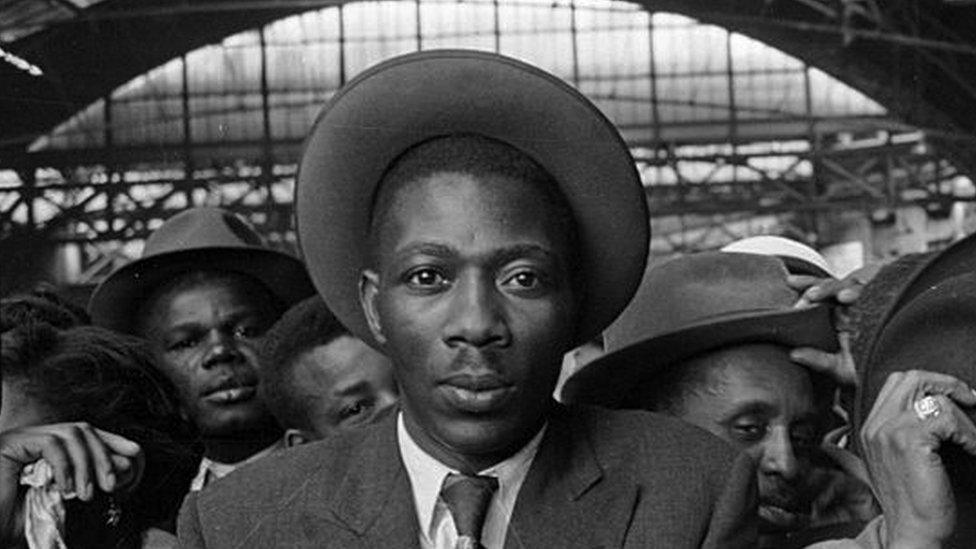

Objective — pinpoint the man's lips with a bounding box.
[201,379,258,405]
[758,496,806,531]
[439,373,514,413]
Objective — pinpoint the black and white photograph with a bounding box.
[2,1,975,547]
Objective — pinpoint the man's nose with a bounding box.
[201,330,244,369]
[760,427,800,481]
[443,273,510,348]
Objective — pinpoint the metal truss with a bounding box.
[2,127,971,283]
[642,130,974,254]
[2,0,974,284]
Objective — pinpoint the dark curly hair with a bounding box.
[0,283,90,332]
[1,322,200,548]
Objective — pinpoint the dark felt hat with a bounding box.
[562,252,839,408]
[89,207,315,334]
[853,233,976,431]
[295,50,649,347]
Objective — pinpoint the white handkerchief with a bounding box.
[20,459,76,549]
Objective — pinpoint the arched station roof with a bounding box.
[25,4,888,158]
[3,0,975,174]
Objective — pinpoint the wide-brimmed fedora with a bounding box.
[562,252,839,408]
[852,233,976,432]
[89,207,315,334]
[295,50,649,347]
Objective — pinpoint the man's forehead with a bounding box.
[380,170,556,219]
[146,274,264,327]
[691,344,812,392]
[293,338,386,392]
[377,173,565,248]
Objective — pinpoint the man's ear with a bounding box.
[284,428,312,448]
[360,269,387,346]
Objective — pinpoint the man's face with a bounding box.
[141,275,280,438]
[362,172,577,470]
[290,335,398,439]
[674,344,822,535]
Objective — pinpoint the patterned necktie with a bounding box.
[439,472,499,549]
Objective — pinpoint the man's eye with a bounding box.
[504,270,540,289]
[233,324,261,340]
[339,400,370,421]
[732,422,767,443]
[791,425,818,449]
[167,337,199,351]
[407,268,446,288]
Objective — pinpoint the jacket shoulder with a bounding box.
[179,425,380,546]
[558,406,758,548]
[562,404,741,473]
[210,428,367,498]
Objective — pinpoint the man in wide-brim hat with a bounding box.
[178,49,758,548]
[811,233,976,549]
[563,251,881,547]
[88,206,315,491]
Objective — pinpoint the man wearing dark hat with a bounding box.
[810,233,976,549]
[88,206,315,490]
[563,252,876,547]
[177,50,758,548]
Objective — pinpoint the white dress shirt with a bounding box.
[189,439,284,492]
[397,413,546,549]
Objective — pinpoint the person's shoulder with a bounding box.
[178,425,387,547]
[196,422,381,507]
[562,404,740,468]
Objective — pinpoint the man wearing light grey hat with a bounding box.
[89,207,315,492]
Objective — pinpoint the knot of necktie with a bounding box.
[439,472,499,548]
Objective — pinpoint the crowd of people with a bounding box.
[1,49,973,549]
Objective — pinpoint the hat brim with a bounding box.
[89,247,315,334]
[779,256,834,279]
[296,50,649,348]
[562,305,838,408]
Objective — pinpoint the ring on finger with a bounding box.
[913,395,942,421]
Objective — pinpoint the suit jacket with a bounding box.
[177,404,758,548]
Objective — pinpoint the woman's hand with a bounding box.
[860,371,976,549]
[1,422,142,499]
[0,422,142,543]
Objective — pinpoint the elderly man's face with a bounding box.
[141,274,280,438]
[362,171,577,471]
[674,344,822,535]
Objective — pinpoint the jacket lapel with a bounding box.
[505,405,639,549]
[326,410,420,548]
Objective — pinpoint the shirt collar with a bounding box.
[396,412,546,539]
[190,438,285,491]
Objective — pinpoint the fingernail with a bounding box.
[106,471,116,490]
[83,481,93,500]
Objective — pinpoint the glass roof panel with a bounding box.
[1,0,108,42]
[30,0,889,156]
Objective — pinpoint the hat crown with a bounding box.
[606,252,797,354]
[142,207,265,258]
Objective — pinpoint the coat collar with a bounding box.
[325,404,639,548]
[327,409,419,544]
[505,404,640,549]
